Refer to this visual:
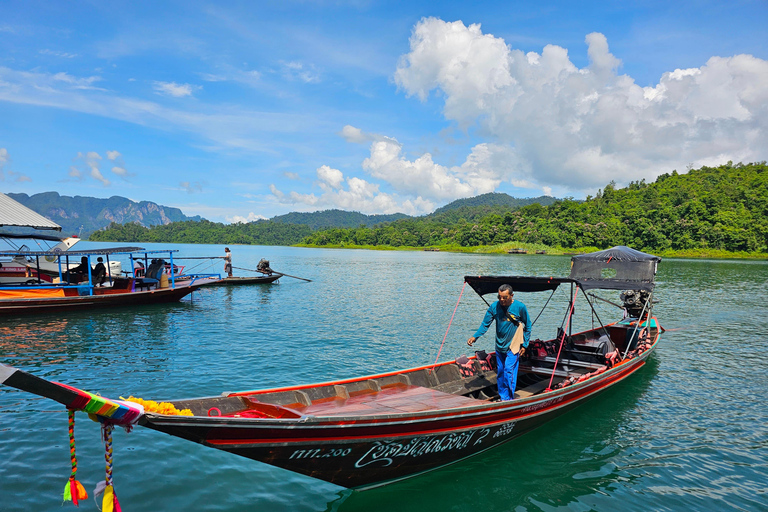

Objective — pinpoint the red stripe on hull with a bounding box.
[142,350,652,488]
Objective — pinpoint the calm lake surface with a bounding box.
[1,243,766,511]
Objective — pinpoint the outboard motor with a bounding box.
[620,289,650,318]
[257,258,273,275]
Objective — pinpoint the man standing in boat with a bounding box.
[468,284,531,401]
[224,247,233,278]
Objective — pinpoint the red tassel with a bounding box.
[64,477,87,506]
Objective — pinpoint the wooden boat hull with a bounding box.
[140,340,655,489]
[0,279,215,316]
[202,275,281,286]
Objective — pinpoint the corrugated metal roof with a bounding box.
[0,192,62,231]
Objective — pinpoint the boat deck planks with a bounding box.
[296,385,482,417]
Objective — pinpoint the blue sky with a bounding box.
[1,1,766,223]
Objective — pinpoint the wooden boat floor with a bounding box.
[298,385,483,417]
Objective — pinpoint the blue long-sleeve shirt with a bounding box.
[473,300,531,354]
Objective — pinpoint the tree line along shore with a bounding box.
[90,162,768,259]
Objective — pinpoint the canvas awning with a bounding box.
[465,275,575,296]
[0,193,61,231]
[0,247,146,257]
[466,246,661,296]
[569,246,660,291]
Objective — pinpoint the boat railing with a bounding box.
[177,273,221,286]
[0,248,204,295]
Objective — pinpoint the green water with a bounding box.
[0,244,766,511]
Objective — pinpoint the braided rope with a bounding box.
[68,409,77,480]
[102,423,114,486]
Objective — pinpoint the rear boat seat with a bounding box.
[514,378,560,399]
[529,355,604,371]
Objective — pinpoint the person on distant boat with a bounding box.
[224,247,233,278]
[64,256,90,283]
[93,257,107,286]
[467,284,531,401]
[133,259,145,277]
[70,256,89,274]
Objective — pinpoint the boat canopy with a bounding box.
[465,275,575,296]
[466,246,661,296]
[0,193,61,231]
[0,247,146,257]
[569,246,660,291]
[0,232,67,242]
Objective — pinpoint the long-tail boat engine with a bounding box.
[257,258,274,275]
[620,289,650,318]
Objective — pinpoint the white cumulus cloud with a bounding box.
[340,125,371,144]
[153,81,199,97]
[394,17,768,191]
[317,165,344,190]
[270,166,435,215]
[270,133,550,214]
[227,212,267,223]
[106,150,131,177]
[362,137,506,200]
[70,151,110,186]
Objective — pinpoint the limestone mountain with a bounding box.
[6,192,201,237]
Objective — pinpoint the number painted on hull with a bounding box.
[289,448,352,460]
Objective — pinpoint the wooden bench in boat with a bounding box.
[237,377,559,419]
[206,359,567,420]
[528,355,604,371]
[238,385,483,418]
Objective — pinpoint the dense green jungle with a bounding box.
[90,162,768,258]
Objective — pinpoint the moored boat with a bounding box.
[201,274,281,286]
[0,246,662,490]
[0,248,220,316]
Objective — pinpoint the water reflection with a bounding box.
[1,246,767,511]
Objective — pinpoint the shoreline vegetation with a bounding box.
[91,162,768,261]
[295,241,767,260]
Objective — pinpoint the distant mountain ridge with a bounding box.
[269,209,409,229]
[266,194,556,229]
[7,192,201,237]
[10,190,559,243]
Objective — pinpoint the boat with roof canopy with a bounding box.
[0,247,220,315]
[1,246,662,491]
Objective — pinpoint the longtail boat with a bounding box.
[201,274,281,286]
[1,246,662,491]
[0,248,220,316]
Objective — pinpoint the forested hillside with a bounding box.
[90,163,768,255]
[271,209,408,229]
[90,192,556,245]
[90,219,312,245]
[302,162,768,253]
[431,193,557,215]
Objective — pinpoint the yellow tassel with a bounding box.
[102,485,115,512]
